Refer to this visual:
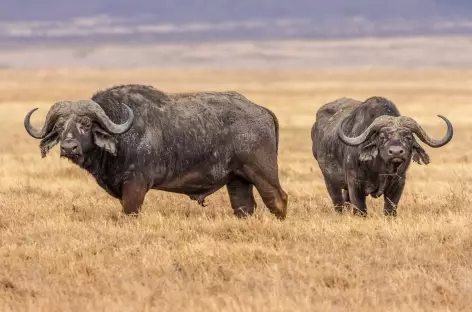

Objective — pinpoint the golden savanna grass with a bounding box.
[0,68,471,311]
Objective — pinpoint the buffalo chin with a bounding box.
[391,157,404,164]
[389,158,405,173]
[61,154,85,166]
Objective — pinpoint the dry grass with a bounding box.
[0,68,471,311]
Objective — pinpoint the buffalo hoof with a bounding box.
[352,208,367,217]
[233,208,252,219]
[197,197,207,207]
[334,205,344,214]
[123,212,140,218]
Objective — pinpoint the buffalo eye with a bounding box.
[53,123,63,132]
[76,123,91,134]
[77,117,92,130]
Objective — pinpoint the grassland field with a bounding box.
[0,68,471,311]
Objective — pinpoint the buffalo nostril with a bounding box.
[61,141,79,154]
[388,147,404,156]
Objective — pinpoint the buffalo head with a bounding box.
[337,114,453,167]
[24,100,134,165]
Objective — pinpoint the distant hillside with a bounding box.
[2,0,472,22]
[1,1,472,43]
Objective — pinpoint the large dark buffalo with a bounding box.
[24,84,288,219]
[311,96,453,216]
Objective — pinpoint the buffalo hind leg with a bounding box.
[227,177,257,218]
[121,180,148,215]
[243,163,288,220]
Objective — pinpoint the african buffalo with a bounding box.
[24,84,288,219]
[311,96,453,216]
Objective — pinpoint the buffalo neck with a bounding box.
[80,148,107,177]
[79,147,125,198]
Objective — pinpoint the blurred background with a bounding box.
[1,0,472,68]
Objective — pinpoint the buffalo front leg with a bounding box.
[121,180,148,215]
[323,175,345,213]
[227,177,257,218]
[342,189,351,205]
[383,181,405,217]
[347,182,367,216]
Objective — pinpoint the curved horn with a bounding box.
[25,100,134,138]
[85,101,134,134]
[24,108,46,139]
[398,115,453,148]
[337,115,395,146]
[24,103,66,139]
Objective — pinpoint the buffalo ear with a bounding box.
[39,131,59,158]
[359,141,378,161]
[412,140,430,165]
[92,126,117,156]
